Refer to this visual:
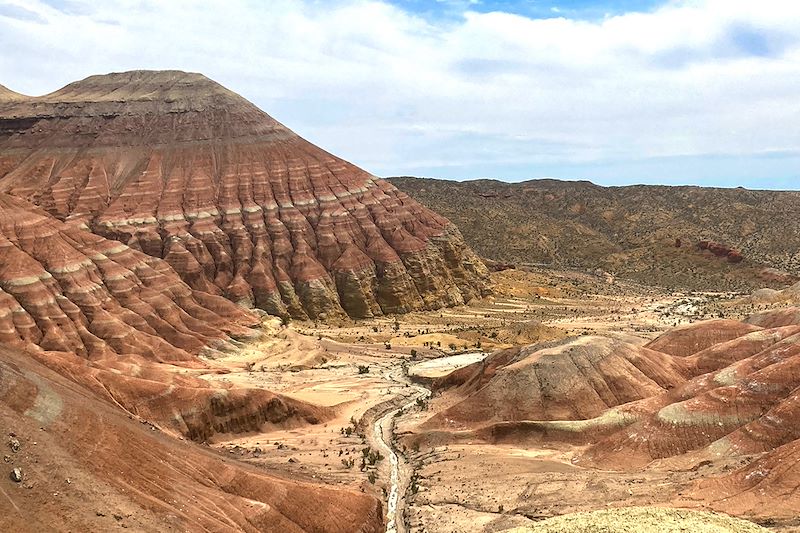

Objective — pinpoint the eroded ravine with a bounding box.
[374,368,431,533]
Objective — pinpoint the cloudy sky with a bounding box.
[1,0,799,189]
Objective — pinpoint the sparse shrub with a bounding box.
[368,450,384,465]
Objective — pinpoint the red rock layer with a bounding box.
[697,240,744,263]
[425,315,800,474]
[0,70,490,319]
[422,336,690,431]
[581,326,800,468]
[0,192,257,361]
[0,345,382,533]
[643,319,761,357]
[0,194,336,442]
[745,306,800,328]
[694,439,800,521]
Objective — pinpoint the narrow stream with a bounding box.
[373,381,431,533]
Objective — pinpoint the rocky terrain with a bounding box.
[4,69,800,533]
[0,192,343,439]
[399,307,800,531]
[0,344,383,533]
[0,71,490,321]
[0,190,387,532]
[389,177,800,291]
[0,192,257,360]
[502,507,768,533]
[422,336,689,430]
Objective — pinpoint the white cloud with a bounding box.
[1,0,799,185]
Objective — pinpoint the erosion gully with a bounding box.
[372,365,431,533]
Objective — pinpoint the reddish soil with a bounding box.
[0,345,383,532]
[402,311,800,531]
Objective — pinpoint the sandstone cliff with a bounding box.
[0,193,337,442]
[0,192,257,359]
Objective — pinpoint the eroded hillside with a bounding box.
[389,177,800,291]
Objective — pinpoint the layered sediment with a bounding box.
[0,192,257,360]
[0,71,491,319]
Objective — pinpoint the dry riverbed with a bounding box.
[196,268,746,532]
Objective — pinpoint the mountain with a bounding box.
[0,192,257,359]
[0,192,336,439]
[0,193,382,531]
[0,71,490,320]
[388,177,800,291]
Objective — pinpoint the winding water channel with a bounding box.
[372,352,488,532]
[373,376,431,533]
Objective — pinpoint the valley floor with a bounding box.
[197,267,789,532]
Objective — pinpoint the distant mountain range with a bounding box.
[389,177,800,291]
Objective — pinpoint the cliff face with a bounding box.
[0,71,490,319]
[0,192,344,445]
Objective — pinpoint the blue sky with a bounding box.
[396,0,664,20]
[1,0,799,190]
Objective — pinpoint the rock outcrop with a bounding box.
[423,336,690,430]
[0,192,258,360]
[0,70,490,320]
[416,314,800,524]
[0,193,335,441]
[697,240,743,263]
[642,319,762,357]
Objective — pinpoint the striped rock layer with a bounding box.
[0,71,490,319]
[0,192,258,360]
[0,192,337,446]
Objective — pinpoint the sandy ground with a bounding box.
[501,507,769,533]
[395,440,764,533]
[186,267,767,532]
[409,353,488,379]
